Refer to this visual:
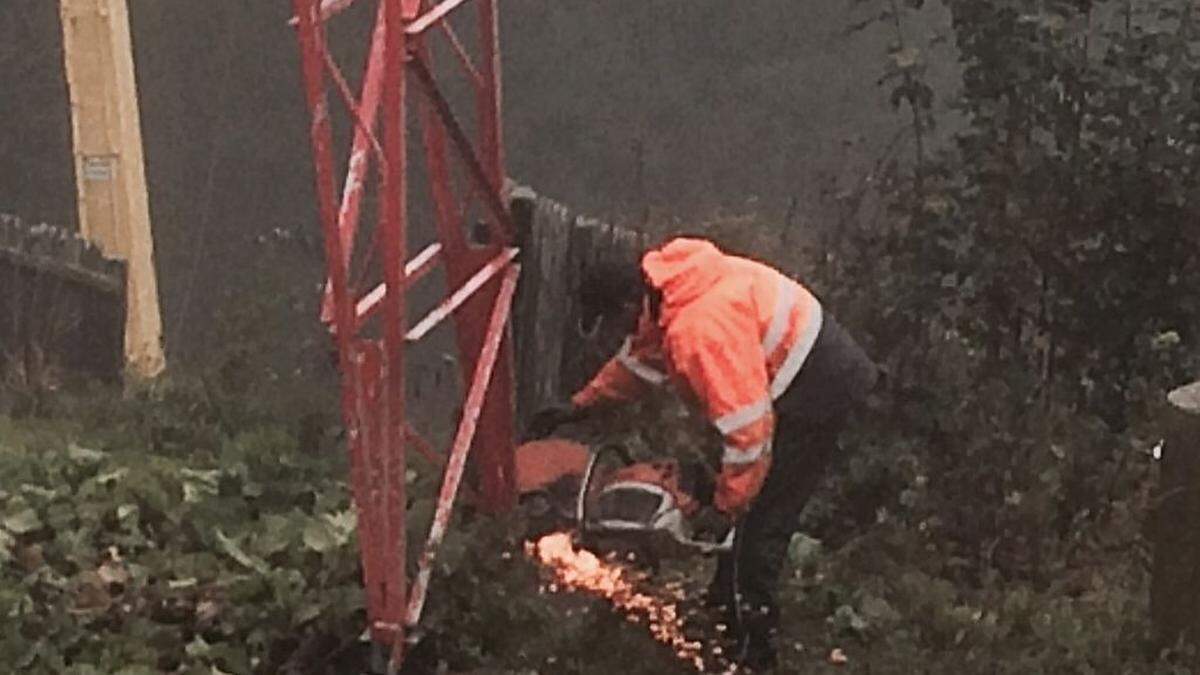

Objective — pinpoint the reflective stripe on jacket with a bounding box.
[571,309,667,408]
[573,238,824,515]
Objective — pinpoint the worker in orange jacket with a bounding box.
[530,237,878,670]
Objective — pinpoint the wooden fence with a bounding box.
[0,214,126,399]
[1153,380,1200,653]
[509,186,647,430]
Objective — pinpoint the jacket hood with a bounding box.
[641,238,726,315]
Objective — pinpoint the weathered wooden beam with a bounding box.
[0,216,124,294]
[509,185,646,432]
[59,0,165,378]
[0,215,126,390]
[1152,380,1200,653]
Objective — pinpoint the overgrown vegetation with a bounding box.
[668,0,1200,672]
[0,383,364,674]
[0,381,703,674]
[0,380,1185,674]
[676,0,1196,520]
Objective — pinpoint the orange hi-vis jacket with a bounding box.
[571,238,824,515]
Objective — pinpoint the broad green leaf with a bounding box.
[0,528,14,564]
[214,529,270,574]
[94,467,130,486]
[788,533,822,568]
[67,444,106,464]
[4,508,42,535]
[294,602,323,624]
[830,604,870,634]
[302,518,339,553]
[253,513,298,557]
[183,481,215,504]
[117,503,139,521]
[45,502,76,532]
[327,507,357,536]
[185,635,211,659]
[242,480,264,498]
[182,468,220,503]
[20,483,60,500]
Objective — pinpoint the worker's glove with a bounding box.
[691,505,733,544]
[526,404,586,440]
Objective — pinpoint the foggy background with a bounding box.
[0,1,956,361]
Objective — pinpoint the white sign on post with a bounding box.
[82,155,116,182]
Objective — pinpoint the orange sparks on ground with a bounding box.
[526,532,708,672]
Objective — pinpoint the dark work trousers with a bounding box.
[710,311,877,664]
[715,410,845,649]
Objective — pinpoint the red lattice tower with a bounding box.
[290,0,517,667]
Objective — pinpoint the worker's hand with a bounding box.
[691,505,733,544]
[526,404,585,439]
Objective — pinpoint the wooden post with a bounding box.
[1152,380,1200,652]
[509,185,645,431]
[59,0,165,378]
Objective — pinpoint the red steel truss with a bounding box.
[290,0,517,667]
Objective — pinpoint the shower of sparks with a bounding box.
[526,531,713,672]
